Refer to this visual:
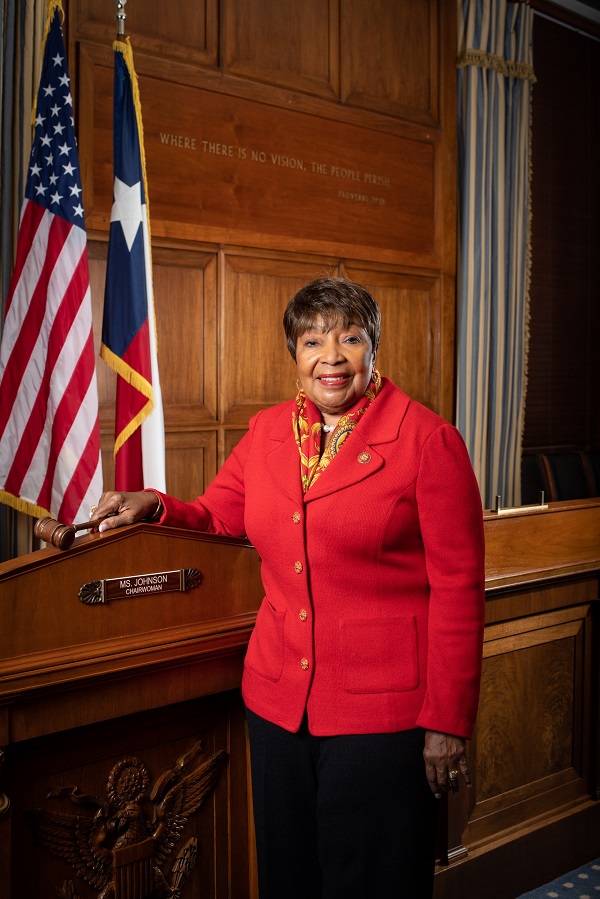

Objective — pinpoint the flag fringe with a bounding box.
[0,490,51,521]
[100,342,156,457]
[114,399,154,456]
[100,342,154,401]
[43,0,64,39]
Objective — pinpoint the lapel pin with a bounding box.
[357,452,371,464]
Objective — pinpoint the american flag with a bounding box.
[0,3,102,525]
[101,38,165,493]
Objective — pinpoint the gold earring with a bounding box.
[296,379,302,391]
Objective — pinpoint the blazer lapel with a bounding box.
[265,403,304,504]
[304,380,409,503]
[303,432,385,501]
[263,380,411,505]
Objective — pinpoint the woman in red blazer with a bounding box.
[95,278,485,898]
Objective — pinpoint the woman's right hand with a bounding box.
[91,491,160,532]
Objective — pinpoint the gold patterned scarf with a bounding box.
[292,369,382,493]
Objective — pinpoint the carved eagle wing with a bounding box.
[151,747,227,866]
[28,807,112,890]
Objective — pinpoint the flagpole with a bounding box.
[102,2,167,493]
[115,0,126,38]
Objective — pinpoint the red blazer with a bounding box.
[155,379,486,738]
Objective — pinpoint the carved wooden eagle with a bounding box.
[29,741,227,899]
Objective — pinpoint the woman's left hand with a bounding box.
[423,730,471,798]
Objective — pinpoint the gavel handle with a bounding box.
[72,517,107,532]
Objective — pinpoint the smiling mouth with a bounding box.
[318,374,350,386]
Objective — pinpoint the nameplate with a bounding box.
[78,568,202,605]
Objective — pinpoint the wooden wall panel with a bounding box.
[219,254,341,427]
[341,0,438,125]
[166,430,218,501]
[71,0,457,494]
[76,0,219,66]
[343,264,440,410]
[223,0,339,99]
[78,38,438,267]
[151,249,218,428]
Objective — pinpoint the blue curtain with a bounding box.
[456,0,535,509]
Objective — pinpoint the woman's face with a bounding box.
[295,318,375,419]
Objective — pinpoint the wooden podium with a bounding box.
[1,501,599,898]
[0,523,264,899]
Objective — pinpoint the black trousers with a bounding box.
[246,709,439,899]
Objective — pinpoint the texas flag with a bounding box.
[100,38,165,492]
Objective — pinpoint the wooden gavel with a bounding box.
[34,515,104,550]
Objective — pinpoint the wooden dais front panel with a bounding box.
[10,694,250,899]
[435,499,600,899]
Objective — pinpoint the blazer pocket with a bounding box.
[342,616,419,694]
[245,598,286,682]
